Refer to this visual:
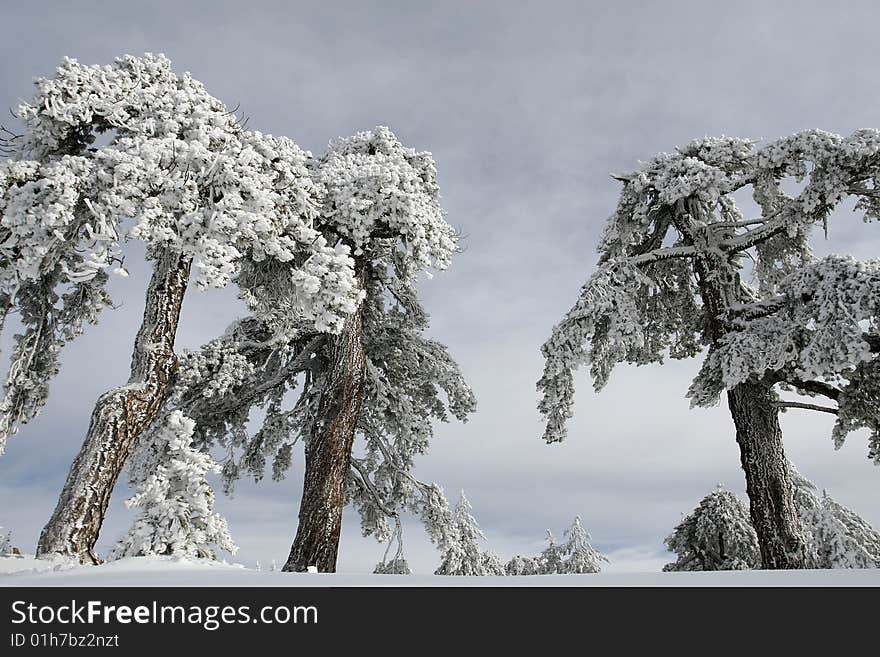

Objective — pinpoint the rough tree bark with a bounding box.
[727,380,807,569]
[283,267,366,573]
[36,249,191,563]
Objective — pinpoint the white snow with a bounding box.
[1,555,878,587]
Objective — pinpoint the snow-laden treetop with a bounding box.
[317,126,458,271]
[539,129,880,459]
[1,53,361,322]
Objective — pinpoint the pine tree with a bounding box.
[789,467,880,568]
[0,527,12,556]
[481,551,505,576]
[559,516,607,574]
[663,487,761,571]
[537,530,566,574]
[434,491,499,576]
[156,127,473,573]
[540,130,880,568]
[505,554,541,576]
[373,558,412,575]
[109,411,237,560]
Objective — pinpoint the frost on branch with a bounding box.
[702,256,879,393]
[0,54,363,453]
[539,129,880,460]
[694,255,880,458]
[110,411,236,560]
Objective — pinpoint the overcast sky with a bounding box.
[2,1,879,574]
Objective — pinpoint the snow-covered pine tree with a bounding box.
[505,554,541,576]
[0,527,12,556]
[539,129,880,568]
[373,557,412,575]
[559,516,607,574]
[146,126,473,573]
[537,530,565,574]
[663,486,761,571]
[434,491,500,576]
[110,411,236,560]
[0,55,362,563]
[481,550,506,576]
[788,466,880,569]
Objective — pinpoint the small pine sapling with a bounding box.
[110,411,237,560]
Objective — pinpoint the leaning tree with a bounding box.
[0,54,361,563]
[539,129,880,568]
[135,126,475,572]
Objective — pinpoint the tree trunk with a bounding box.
[680,198,806,569]
[727,379,807,569]
[36,250,191,563]
[283,277,366,573]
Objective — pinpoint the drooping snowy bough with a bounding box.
[0,54,361,563]
[539,130,880,568]
[141,127,474,572]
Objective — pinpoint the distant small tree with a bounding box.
[506,518,607,575]
[373,558,412,575]
[0,527,12,556]
[537,530,566,574]
[434,491,500,576]
[109,411,237,560]
[559,516,608,574]
[505,554,541,576]
[482,550,506,575]
[663,487,761,571]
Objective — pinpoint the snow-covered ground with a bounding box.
[1,555,878,586]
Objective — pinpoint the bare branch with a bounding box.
[773,401,838,414]
[785,379,841,401]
